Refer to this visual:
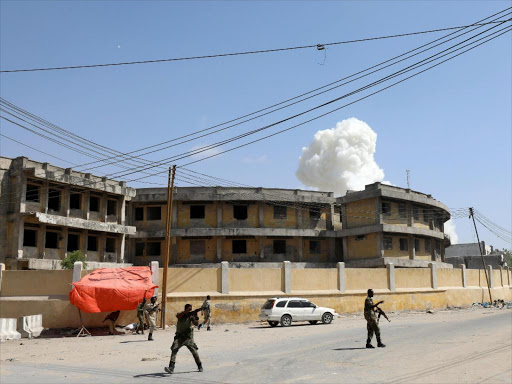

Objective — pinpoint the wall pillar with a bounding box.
[101,193,108,222]
[83,191,90,220]
[507,266,511,286]
[150,261,159,297]
[387,263,395,291]
[459,264,466,288]
[283,261,291,294]
[99,233,106,262]
[72,261,83,282]
[16,219,24,259]
[407,202,414,227]
[221,261,229,294]
[327,204,335,230]
[487,265,494,288]
[258,203,264,228]
[340,205,347,229]
[119,197,126,225]
[216,237,222,262]
[337,262,345,292]
[42,180,49,214]
[377,232,384,258]
[429,263,437,289]
[409,235,416,260]
[499,266,504,287]
[375,197,382,224]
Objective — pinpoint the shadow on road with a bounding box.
[133,370,198,378]
[249,323,316,329]
[119,340,147,344]
[333,347,367,351]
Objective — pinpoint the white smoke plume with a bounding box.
[444,219,459,244]
[296,118,385,196]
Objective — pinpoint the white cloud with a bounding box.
[444,219,459,244]
[296,118,386,196]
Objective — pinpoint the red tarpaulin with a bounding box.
[69,267,158,313]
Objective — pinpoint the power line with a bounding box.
[1,20,509,73]
[66,10,512,171]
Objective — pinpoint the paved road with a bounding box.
[1,308,511,383]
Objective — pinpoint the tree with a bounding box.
[61,250,88,270]
[503,249,511,267]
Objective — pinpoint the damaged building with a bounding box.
[0,157,452,269]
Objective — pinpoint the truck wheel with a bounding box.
[268,321,278,327]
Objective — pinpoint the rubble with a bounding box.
[472,300,511,309]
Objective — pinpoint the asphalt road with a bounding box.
[1,308,511,383]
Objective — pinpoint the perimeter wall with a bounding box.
[0,262,510,328]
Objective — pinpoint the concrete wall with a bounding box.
[346,233,378,260]
[346,198,376,228]
[1,264,510,329]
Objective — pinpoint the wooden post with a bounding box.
[161,166,176,329]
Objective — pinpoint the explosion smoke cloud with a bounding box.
[296,118,385,196]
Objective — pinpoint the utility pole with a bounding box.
[406,170,410,189]
[161,165,176,329]
[469,207,492,303]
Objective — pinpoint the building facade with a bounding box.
[0,157,136,269]
[0,157,452,269]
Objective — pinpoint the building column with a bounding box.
[72,261,83,283]
[258,202,264,228]
[216,237,222,262]
[297,237,303,262]
[377,232,384,258]
[409,235,416,260]
[62,227,68,259]
[171,236,178,264]
[407,202,414,227]
[296,208,302,229]
[441,241,446,262]
[101,193,108,222]
[118,234,126,263]
[83,191,90,220]
[18,171,27,214]
[328,238,336,262]
[63,186,70,217]
[259,237,265,260]
[375,197,382,224]
[38,224,46,259]
[119,197,126,225]
[342,237,348,262]
[172,202,178,228]
[15,219,24,259]
[430,240,435,262]
[42,181,49,214]
[217,202,223,228]
[340,205,347,229]
[487,265,494,288]
[99,232,106,262]
[327,205,335,230]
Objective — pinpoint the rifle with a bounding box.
[375,305,390,323]
[179,308,201,320]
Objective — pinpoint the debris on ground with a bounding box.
[124,323,137,331]
[472,300,511,309]
[141,357,158,361]
[426,310,435,314]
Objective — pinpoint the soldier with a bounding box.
[103,310,120,335]
[136,297,146,335]
[198,295,211,331]
[144,296,159,341]
[364,289,386,348]
[165,304,203,374]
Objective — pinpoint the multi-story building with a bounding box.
[0,157,136,269]
[129,187,341,265]
[338,183,451,267]
[0,156,452,269]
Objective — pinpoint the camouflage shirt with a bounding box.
[175,313,198,340]
[364,297,377,321]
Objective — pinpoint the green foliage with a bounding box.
[503,249,512,267]
[61,250,88,270]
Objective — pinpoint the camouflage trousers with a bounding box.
[137,313,145,333]
[366,319,381,342]
[170,336,201,365]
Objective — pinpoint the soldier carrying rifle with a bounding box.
[364,289,388,349]
[144,296,160,341]
[165,304,203,374]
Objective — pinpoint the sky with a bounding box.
[0,1,511,249]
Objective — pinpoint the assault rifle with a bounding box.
[178,308,201,320]
[375,305,390,323]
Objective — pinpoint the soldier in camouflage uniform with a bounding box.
[144,296,159,341]
[165,304,203,374]
[364,289,386,348]
[136,297,146,335]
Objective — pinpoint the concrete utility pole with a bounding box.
[469,207,492,303]
[161,165,176,329]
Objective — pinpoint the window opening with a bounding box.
[399,204,406,218]
[135,242,145,256]
[135,207,144,221]
[273,240,286,254]
[232,240,247,254]
[23,229,37,247]
[26,184,40,202]
[90,196,100,212]
[381,202,391,217]
[190,205,205,219]
[309,208,321,220]
[146,242,161,256]
[87,236,98,251]
[399,238,408,251]
[67,234,79,252]
[273,206,287,219]
[48,189,61,211]
[233,205,248,220]
[45,232,59,249]
[190,240,206,255]
[70,193,81,210]
[147,206,161,220]
[309,240,321,254]
[383,236,393,250]
[105,238,116,253]
[107,199,117,216]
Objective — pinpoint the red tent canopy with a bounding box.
[69,267,158,313]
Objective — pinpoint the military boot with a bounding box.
[197,364,203,372]
[165,362,175,374]
[366,339,374,348]
[377,341,386,348]
[148,333,154,341]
